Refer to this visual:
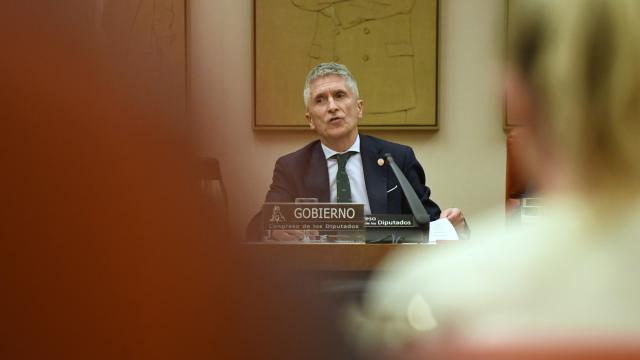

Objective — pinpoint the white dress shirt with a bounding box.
[320,135,372,215]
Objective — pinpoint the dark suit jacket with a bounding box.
[268,133,440,214]
[247,134,441,241]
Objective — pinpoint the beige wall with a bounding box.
[190,0,507,238]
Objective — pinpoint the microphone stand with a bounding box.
[365,153,430,244]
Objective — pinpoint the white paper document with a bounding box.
[428,218,459,243]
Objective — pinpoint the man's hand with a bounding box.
[439,207,466,232]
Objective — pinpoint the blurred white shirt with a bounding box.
[353,195,640,349]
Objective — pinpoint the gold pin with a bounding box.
[377,158,384,166]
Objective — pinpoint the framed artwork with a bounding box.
[254,0,439,130]
[95,0,187,122]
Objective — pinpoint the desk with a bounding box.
[242,242,447,358]
[245,243,437,272]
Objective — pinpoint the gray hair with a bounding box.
[303,62,359,107]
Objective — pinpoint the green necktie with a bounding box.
[333,151,356,203]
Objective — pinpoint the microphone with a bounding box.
[384,153,430,226]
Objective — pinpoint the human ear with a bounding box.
[305,113,315,129]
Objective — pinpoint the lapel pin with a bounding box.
[377,158,384,166]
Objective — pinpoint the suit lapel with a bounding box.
[360,134,387,213]
[305,141,331,202]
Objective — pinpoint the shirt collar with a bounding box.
[321,134,360,160]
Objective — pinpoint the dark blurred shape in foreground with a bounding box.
[1,3,346,359]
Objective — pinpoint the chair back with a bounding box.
[200,157,228,224]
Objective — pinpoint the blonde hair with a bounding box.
[509,0,640,195]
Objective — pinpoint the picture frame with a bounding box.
[254,0,439,130]
[95,0,187,122]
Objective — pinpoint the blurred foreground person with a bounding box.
[0,3,227,359]
[351,0,640,357]
[1,3,344,359]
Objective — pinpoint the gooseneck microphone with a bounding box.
[384,153,430,226]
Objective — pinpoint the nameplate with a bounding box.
[364,214,418,228]
[263,203,365,231]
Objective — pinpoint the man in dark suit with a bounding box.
[255,62,464,241]
[266,133,441,219]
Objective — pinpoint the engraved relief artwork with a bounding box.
[94,0,186,121]
[255,0,438,129]
[98,0,178,56]
[293,0,416,123]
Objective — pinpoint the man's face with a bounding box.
[305,75,363,147]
